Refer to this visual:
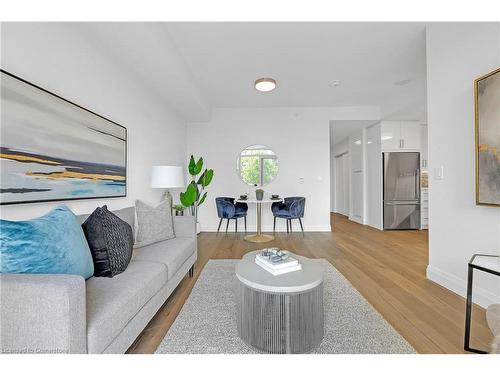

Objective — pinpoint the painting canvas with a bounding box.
[0,70,126,205]
[475,67,500,206]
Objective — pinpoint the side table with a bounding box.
[464,253,500,354]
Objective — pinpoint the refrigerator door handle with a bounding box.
[385,201,420,205]
[415,170,420,200]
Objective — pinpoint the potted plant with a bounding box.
[173,204,186,216]
[179,155,214,233]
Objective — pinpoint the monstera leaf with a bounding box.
[188,156,203,176]
[197,169,214,187]
[180,181,198,207]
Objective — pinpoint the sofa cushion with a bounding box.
[82,206,134,278]
[0,205,94,279]
[134,200,174,248]
[78,207,135,239]
[85,260,167,353]
[132,238,196,280]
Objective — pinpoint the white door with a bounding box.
[342,153,350,215]
[381,121,401,150]
[400,121,421,150]
[351,171,363,222]
[334,155,345,214]
[350,133,363,171]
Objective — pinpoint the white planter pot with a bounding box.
[196,221,201,234]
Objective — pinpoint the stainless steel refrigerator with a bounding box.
[383,152,420,230]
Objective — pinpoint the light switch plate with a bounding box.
[434,166,444,180]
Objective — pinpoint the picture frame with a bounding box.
[474,67,500,207]
[0,70,127,205]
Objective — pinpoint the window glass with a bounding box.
[237,145,278,186]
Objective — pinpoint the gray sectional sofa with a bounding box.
[0,207,197,354]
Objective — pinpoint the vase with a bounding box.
[255,189,264,201]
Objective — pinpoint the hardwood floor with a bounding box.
[127,213,493,354]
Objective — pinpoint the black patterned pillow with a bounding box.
[82,205,133,277]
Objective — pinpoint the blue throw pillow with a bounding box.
[0,205,94,279]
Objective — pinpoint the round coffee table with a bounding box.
[235,251,324,353]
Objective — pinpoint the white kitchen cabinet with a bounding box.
[381,121,421,151]
[380,121,401,150]
[400,121,421,150]
[421,188,429,229]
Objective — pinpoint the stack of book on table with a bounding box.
[255,253,302,275]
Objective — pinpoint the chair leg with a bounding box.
[235,218,238,233]
[298,218,304,236]
[273,216,276,234]
[286,219,289,233]
[225,219,229,233]
[289,219,293,233]
[217,218,223,233]
[244,216,247,233]
[188,265,194,278]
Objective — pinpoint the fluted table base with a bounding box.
[236,281,324,354]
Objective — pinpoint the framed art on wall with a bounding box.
[474,67,500,207]
[0,70,127,205]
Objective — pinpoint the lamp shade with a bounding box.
[151,166,185,188]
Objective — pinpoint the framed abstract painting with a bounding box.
[474,67,500,207]
[0,70,127,205]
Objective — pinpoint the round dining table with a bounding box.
[235,197,282,243]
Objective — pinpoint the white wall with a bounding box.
[426,23,500,307]
[0,23,187,220]
[187,106,378,232]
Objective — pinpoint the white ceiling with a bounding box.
[166,22,427,120]
[65,23,428,122]
[78,23,211,121]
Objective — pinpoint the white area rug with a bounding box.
[155,259,415,354]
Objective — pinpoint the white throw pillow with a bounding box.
[134,199,174,248]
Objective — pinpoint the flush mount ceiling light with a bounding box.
[255,78,276,92]
[394,79,412,86]
[329,79,341,87]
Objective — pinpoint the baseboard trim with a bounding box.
[201,224,332,233]
[426,265,499,308]
[349,215,363,225]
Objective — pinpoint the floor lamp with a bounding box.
[151,166,185,209]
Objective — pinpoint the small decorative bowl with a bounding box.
[271,194,279,199]
[240,195,248,200]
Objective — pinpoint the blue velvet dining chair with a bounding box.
[215,197,248,233]
[271,197,306,235]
